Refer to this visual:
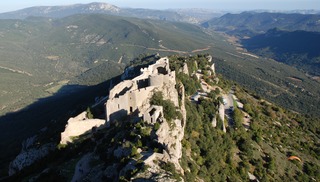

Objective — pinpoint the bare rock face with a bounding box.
[207,55,213,63]
[156,119,184,173]
[153,69,186,175]
[212,116,217,128]
[179,83,187,125]
[182,63,189,75]
[9,139,55,176]
[71,153,94,182]
[211,63,216,76]
[134,151,183,181]
[60,111,106,144]
[156,76,179,107]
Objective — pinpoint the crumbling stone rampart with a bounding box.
[105,57,176,123]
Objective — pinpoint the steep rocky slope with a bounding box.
[4,55,320,181]
[6,57,187,181]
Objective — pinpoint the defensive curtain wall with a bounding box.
[60,57,175,145]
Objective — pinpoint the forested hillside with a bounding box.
[202,12,320,37]
[242,28,320,75]
[0,14,212,116]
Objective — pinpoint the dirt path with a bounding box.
[118,56,123,64]
[0,65,32,76]
[191,46,211,53]
[120,43,211,54]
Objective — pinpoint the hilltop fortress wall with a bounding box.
[105,57,176,123]
[105,56,185,173]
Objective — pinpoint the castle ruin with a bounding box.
[105,57,176,123]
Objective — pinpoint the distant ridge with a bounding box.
[202,12,320,36]
[0,2,196,23]
[0,2,120,19]
[247,9,320,14]
[242,28,320,75]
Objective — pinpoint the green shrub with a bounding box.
[154,122,160,131]
[86,107,94,119]
[150,91,181,122]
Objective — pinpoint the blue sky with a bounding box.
[0,0,319,13]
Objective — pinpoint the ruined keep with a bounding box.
[105,57,176,123]
[105,57,186,173]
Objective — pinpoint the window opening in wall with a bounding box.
[130,107,133,113]
[137,79,149,89]
[118,104,120,109]
[157,67,168,75]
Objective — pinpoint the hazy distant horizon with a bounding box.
[0,0,319,13]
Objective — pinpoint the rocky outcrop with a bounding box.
[212,116,217,128]
[211,63,216,76]
[60,111,106,144]
[181,63,189,75]
[9,137,55,175]
[153,71,186,174]
[156,118,184,173]
[179,83,187,128]
[207,55,213,63]
[134,150,183,181]
[71,153,94,182]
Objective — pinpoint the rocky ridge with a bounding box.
[7,55,219,181]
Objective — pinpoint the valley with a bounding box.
[0,14,213,116]
[203,12,320,77]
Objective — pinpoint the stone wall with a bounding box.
[109,80,135,99]
[105,57,173,123]
[104,56,185,174]
[143,105,163,124]
[60,112,105,144]
[106,86,156,122]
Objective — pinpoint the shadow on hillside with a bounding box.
[0,75,122,178]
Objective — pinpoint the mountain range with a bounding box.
[0,2,212,24]
[0,13,214,116]
[202,12,320,76]
[202,12,320,37]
